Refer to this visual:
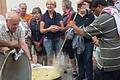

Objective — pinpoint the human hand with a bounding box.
[33,41,42,52]
[34,41,40,48]
[67,21,75,28]
[49,25,60,32]
[32,55,37,64]
[92,36,99,47]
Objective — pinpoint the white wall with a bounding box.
[6,0,77,14]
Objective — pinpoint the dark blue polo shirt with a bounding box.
[41,10,63,39]
[71,9,95,42]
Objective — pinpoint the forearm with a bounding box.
[92,36,99,47]
[40,28,50,34]
[59,27,65,31]
[72,24,86,36]
[59,21,65,31]
[0,40,12,47]
[20,41,32,60]
[40,22,51,34]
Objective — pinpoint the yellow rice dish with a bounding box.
[32,66,61,80]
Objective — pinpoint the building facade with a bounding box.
[0,0,7,15]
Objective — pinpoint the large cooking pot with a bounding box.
[0,52,31,80]
[32,66,63,80]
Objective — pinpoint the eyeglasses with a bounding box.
[77,2,86,8]
[77,2,89,8]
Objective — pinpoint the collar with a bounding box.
[4,23,9,32]
[45,10,57,18]
[63,9,71,16]
[78,9,89,17]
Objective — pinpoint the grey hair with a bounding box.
[19,3,27,8]
[11,7,20,13]
[5,11,19,20]
[62,0,73,10]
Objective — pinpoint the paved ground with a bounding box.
[62,72,88,80]
[61,66,88,80]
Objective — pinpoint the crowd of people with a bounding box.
[0,0,120,80]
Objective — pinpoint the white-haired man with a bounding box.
[0,11,32,64]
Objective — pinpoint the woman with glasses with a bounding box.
[69,0,95,80]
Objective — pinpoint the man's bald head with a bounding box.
[6,11,20,21]
[5,11,20,33]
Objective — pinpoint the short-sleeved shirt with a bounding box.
[41,10,63,39]
[84,13,120,71]
[71,10,94,28]
[0,23,25,53]
[71,10,95,43]
[21,14,31,22]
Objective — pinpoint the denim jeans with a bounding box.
[43,37,62,58]
[74,42,94,80]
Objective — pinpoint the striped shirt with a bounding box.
[84,13,120,71]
